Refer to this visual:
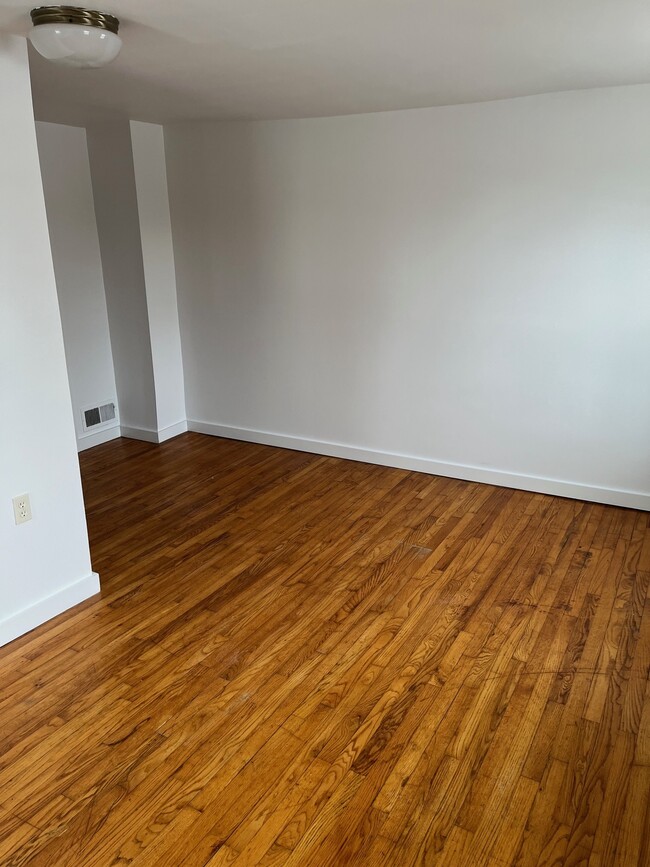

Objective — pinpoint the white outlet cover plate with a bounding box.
[12,494,32,525]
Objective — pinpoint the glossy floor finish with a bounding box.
[1,433,649,866]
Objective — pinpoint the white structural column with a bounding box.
[131,121,186,441]
[0,36,99,647]
[86,120,159,439]
[86,121,185,443]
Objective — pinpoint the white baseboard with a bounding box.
[0,572,101,648]
[188,420,649,512]
[158,420,189,442]
[120,420,188,444]
[120,425,159,443]
[77,424,121,452]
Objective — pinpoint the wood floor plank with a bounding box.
[0,433,648,866]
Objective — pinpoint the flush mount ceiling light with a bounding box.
[29,6,122,68]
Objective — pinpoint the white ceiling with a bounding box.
[2,0,650,124]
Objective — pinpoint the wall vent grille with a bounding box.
[99,402,116,423]
[83,402,117,430]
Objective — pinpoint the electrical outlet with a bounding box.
[12,493,32,525]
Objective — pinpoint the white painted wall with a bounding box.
[131,121,186,438]
[0,36,98,647]
[165,84,650,509]
[36,121,120,451]
[86,121,158,437]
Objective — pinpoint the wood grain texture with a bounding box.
[0,432,648,866]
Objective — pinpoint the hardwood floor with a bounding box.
[1,433,649,866]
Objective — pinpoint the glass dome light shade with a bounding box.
[28,21,122,68]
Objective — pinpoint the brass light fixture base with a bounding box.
[30,6,119,35]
